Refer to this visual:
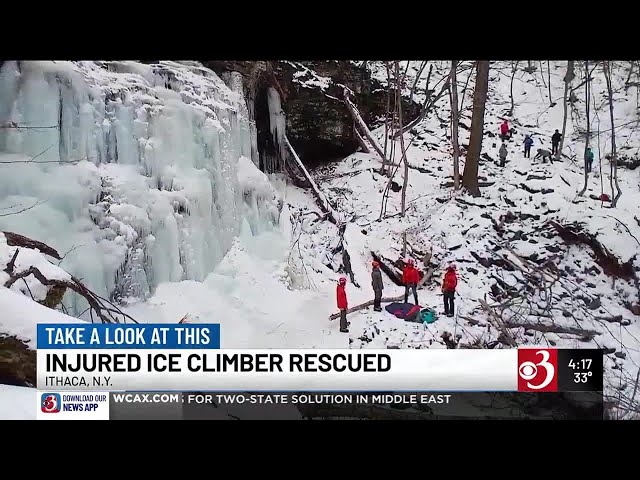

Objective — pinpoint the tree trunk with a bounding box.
[579,60,591,197]
[283,136,340,224]
[462,61,489,197]
[342,86,387,163]
[547,60,552,105]
[603,61,623,207]
[450,60,461,189]
[395,61,409,217]
[557,61,575,159]
[383,62,392,173]
[509,61,519,116]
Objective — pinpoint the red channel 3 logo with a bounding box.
[517,348,558,392]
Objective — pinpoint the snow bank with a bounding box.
[0,286,85,347]
[0,385,36,420]
[0,232,72,302]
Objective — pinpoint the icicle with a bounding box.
[266,87,286,172]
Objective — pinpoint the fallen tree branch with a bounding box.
[353,125,370,153]
[283,136,340,225]
[443,181,494,188]
[329,268,434,320]
[0,201,46,217]
[341,85,387,162]
[479,299,517,347]
[4,249,19,274]
[503,319,600,338]
[2,231,61,259]
[4,266,138,324]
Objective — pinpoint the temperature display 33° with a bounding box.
[558,349,603,392]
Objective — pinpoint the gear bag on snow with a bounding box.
[419,308,437,324]
[385,302,421,322]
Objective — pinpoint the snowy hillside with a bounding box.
[289,61,640,417]
[1,60,639,419]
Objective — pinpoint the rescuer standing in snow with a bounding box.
[337,277,349,333]
[500,119,511,141]
[403,259,420,305]
[442,265,458,317]
[371,260,383,312]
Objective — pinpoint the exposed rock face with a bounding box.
[205,60,421,170]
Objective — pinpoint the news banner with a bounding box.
[36,324,604,420]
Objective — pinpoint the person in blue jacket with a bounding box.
[523,134,534,158]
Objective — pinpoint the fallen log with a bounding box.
[2,231,61,260]
[455,198,498,208]
[503,320,600,338]
[442,181,495,188]
[341,85,386,162]
[284,135,339,225]
[353,126,370,154]
[329,268,434,320]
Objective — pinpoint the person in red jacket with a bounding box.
[500,120,510,141]
[442,265,458,317]
[336,277,349,333]
[402,259,420,305]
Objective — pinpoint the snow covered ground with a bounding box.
[297,61,640,416]
[0,384,36,420]
[1,60,639,419]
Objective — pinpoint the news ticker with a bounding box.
[37,324,604,393]
[37,390,604,420]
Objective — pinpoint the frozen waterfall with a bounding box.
[0,60,282,313]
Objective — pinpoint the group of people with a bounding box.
[498,119,568,165]
[500,120,595,171]
[335,259,459,333]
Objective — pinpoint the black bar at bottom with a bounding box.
[109,391,603,420]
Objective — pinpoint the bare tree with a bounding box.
[395,61,409,218]
[449,60,461,189]
[382,62,392,174]
[509,61,520,116]
[462,61,490,197]
[547,60,553,106]
[557,61,575,159]
[394,66,449,138]
[579,60,592,197]
[409,61,428,106]
[603,61,623,207]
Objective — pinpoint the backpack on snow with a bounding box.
[419,308,437,324]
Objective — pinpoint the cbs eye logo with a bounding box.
[517,349,558,392]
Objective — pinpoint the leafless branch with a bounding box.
[0,200,46,217]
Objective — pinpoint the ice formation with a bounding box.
[266,87,287,167]
[0,61,282,313]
